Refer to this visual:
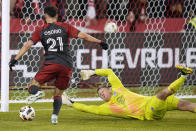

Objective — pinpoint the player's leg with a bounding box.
[51,65,72,124]
[26,63,58,104]
[145,96,167,120]
[51,88,64,125]
[165,95,196,113]
[157,65,193,101]
[28,79,41,94]
[145,65,193,120]
[26,79,45,104]
[166,95,196,113]
[177,100,196,112]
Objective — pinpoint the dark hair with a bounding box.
[44,6,58,17]
[97,87,102,94]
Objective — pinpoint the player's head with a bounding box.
[97,87,112,102]
[44,6,58,22]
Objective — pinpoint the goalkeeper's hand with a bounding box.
[80,70,95,80]
[100,41,108,50]
[62,92,74,106]
[9,59,17,71]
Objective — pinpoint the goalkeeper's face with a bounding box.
[98,88,112,102]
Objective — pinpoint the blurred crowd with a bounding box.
[9,0,67,22]
[0,0,195,31]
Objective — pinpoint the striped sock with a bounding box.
[28,85,40,95]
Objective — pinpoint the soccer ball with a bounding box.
[104,22,118,33]
[19,106,35,120]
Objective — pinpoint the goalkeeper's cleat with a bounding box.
[26,91,45,104]
[80,70,95,80]
[176,65,193,75]
[51,114,58,125]
[62,92,72,106]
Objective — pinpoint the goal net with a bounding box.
[4,0,196,104]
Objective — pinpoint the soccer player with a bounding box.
[9,5,108,124]
[63,65,196,120]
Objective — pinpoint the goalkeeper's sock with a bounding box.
[194,107,196,113]
[53,96,62,115]
[28,85,40,95]
[168,76,186,93]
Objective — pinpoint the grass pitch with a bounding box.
[1,100,196,131]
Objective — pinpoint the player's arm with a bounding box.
[9,27,41,71]
[80,69,124,89]
[9,40,34,71]
[78,32,101,43]
[67,24,108,50]
[77,32,108,50]
[15,40,34,60]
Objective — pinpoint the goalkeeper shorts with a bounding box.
[35,63,72,90]
[145,95,180,120]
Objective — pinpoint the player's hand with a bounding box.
[9,59,17,71]
[100,41,108,50]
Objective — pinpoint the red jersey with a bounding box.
[31,22,79,68]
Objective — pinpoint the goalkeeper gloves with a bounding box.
[80,70,95,80]
[9,59,17,71]
[62,92,74,106]
[100,41,108,50]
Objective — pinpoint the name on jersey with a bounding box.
[44,29,62,35]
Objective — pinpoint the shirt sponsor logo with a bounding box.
[116,95,125,105]
[44,29,62,35]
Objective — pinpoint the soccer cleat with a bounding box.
[176,65,193,75]
[51,114,58,125]
[80,70,95,80]
[62,92,72,106]
[26,91,45,104]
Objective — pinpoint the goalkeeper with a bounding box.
[63,65,196,120]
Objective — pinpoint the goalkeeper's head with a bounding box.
[97,87,112,102]
[44,5,58,23]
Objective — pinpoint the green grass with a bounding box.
[1,100,196,131]
[7,85,196,100]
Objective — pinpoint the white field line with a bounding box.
[9,107,74,113]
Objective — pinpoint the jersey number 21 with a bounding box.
[47,37,63,52]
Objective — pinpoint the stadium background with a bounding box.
[1,1,196,131]
[0,0,196,101]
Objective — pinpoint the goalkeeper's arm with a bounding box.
[80,69,124,89]
[62,93,111,115]
[72,102,111,115]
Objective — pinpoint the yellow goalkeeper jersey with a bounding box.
[72,69,151,120]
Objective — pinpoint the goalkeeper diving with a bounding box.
[62,65,196,120]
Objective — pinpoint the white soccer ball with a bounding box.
[19,106,35,120]
[104,22,118,33]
